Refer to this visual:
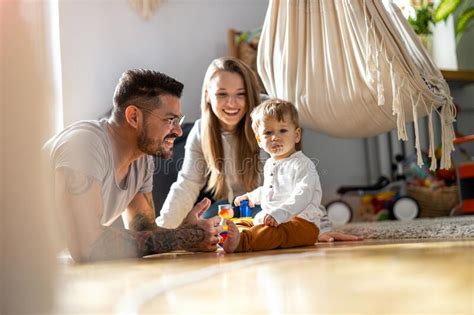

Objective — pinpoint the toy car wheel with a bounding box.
[392,197,419,221]
[326,200,352,226]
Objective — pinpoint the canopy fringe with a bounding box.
[411,94,423,166]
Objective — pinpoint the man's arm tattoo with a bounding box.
[174,224,207,251]
[128,193,157,231]
[129,213,156,232]
[87,224,208,261]
[64,170,93,195]
[89,227,178,261]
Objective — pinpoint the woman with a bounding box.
[157,57,361,242]
[157,57,263,228]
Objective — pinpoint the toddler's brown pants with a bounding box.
[234,217,319,252]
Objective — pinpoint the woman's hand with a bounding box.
[318,231,363,242]
[234,194,254,207]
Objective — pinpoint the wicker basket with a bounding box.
[238,43,258,70]
[407,185,459,217]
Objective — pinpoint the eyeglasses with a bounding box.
[138,107,185,127]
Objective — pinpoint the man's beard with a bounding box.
[137,126,175,159]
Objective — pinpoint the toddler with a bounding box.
[223,98,331,253]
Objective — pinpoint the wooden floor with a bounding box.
[55,239,474,314]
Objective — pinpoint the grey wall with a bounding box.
[302,133,368,203]
[59,0,268,125]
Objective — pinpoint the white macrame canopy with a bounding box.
[257,0,456,169]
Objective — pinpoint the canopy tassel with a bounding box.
[390,62,407,141]
[425,101,437,171]
[411,94,423,166]
[439,97,456,169]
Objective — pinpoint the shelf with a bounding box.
[441,69,474,87]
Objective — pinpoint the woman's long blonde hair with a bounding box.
[201,57,261,200]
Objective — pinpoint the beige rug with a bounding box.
[337,215,474,239]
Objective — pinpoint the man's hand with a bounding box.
[264,214,278,227]
[176,198,223,252]
[318,231,363,242]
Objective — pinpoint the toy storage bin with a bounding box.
[407,185,459,217]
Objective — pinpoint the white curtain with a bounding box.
[0,0,61,313]
[257,0,456,169]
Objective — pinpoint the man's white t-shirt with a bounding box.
[44,119,154,226]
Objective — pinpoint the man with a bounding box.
[45,69,222,262]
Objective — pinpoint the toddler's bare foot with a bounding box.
[223,219,240,253]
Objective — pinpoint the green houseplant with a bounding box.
[408,0,436,35]
[405,0,474,43]
[434,0,474,42]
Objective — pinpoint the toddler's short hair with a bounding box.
[251,98,300,133]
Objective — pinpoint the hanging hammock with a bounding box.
[257,0,456,170]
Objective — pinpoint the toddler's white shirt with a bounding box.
[247,151,331,233]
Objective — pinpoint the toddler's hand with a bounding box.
[234,195,247,206]
[264,214,278,227]
[234,194,254,207]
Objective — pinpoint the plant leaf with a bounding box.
[456,7,474,34]
[434,0,463,22]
